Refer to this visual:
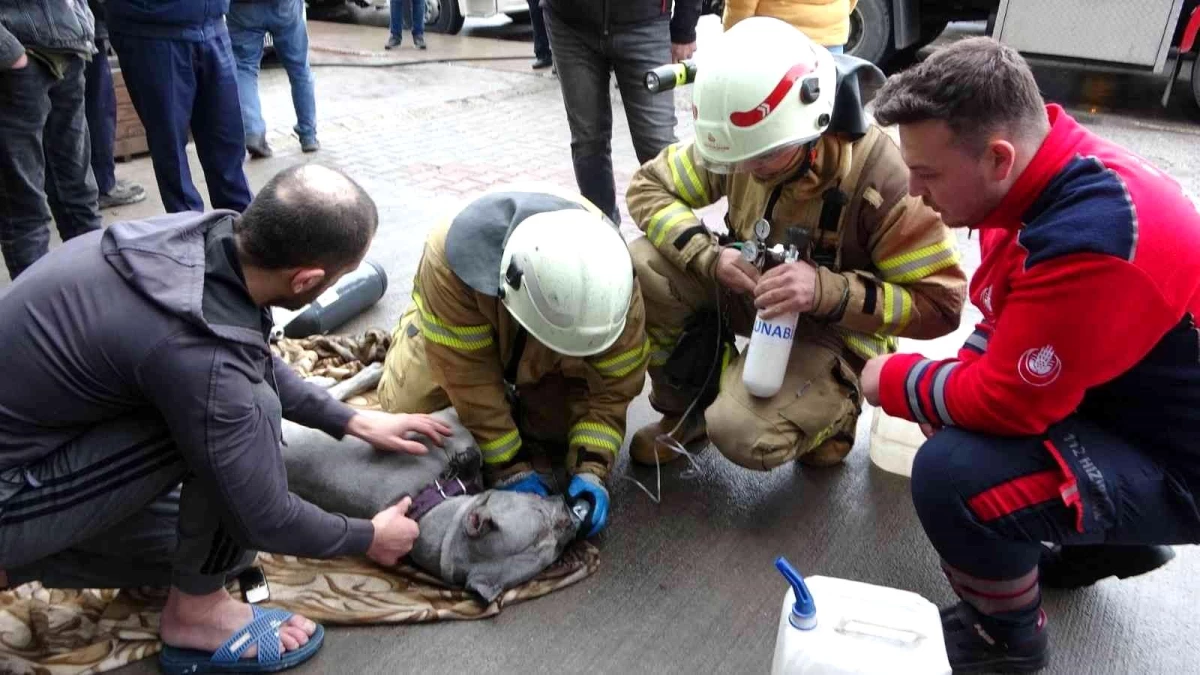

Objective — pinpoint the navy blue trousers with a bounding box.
[911,416,1200,616]
[110,25,252,214]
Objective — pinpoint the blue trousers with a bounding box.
[84,40,117,195]
[110,24,253,214]
[227,0,317,143]
[911,415,1200,617]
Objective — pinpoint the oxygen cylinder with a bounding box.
[742,240,802,398]
[280,260,388,338]
[742,307,799,398]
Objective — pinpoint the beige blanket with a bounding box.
[0,332,601,675]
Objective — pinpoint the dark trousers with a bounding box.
[110,25,253,214]
[529,0,551,61]
[0,55,102,279]
[0,413,253,594]
[544,11,676,223]
[911,416,1200,617]
[85,39,117,195]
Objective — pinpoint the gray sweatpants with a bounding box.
[544,10,677,223]
[0,413,254,593]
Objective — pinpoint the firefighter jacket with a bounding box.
[626,124,967,365]
[410,190,649,483]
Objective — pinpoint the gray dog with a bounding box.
[281,409,580,603]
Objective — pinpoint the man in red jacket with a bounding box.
[863,37,1200,673]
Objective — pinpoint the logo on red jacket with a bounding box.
[979,286,994,316]
[1018,345,1062,386]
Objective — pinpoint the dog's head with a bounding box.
[427,490,579,604]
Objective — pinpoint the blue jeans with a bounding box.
[390,0,425,38]
[0,55,101,278]
[110,24,253,213]
[227,0,317,143]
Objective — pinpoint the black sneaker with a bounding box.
[942,602,1049,674]
[385,35,402,49]
[532,56,552,70]
[413,34,426,50]
[1039,544,1175,589]
[245,137,273,159]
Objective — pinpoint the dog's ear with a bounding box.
[465,506,495,539]
[465,568,505,605]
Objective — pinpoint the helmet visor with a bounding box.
[695,139,812,175]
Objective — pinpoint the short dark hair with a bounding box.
[234,164,378,270]
[873,37,1048,153]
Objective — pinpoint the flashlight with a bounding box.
[644,59,697,93]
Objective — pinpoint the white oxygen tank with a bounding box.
[770,557,952,675]
[742,241,802,398]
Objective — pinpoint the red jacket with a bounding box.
[879,105,1200,451]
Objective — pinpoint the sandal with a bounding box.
[158,605,325,674]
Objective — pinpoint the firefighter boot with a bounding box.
[630,413,708,466]
[940,601,1049,674]
[1039,544,1175,589]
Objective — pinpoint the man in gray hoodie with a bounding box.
[0,164,451,671]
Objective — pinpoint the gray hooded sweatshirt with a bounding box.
[0,211,375,559]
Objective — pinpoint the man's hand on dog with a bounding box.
[367,496,420,565]
[346,410,454,455]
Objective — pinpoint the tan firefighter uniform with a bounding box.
[625,125,967,470]
[377,190,649,485]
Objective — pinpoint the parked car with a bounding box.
[308,0,726,34]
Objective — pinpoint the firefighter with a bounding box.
[625,17,966,470]
[376,186,648,537]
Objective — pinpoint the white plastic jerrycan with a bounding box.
[770,557,951,675]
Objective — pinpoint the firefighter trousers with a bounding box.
[630,236,863,471]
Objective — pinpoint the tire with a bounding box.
[1191,55,1200,118]
[846,0,893,66]
[426,0,465,34]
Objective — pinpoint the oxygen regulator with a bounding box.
[739,218,812,273]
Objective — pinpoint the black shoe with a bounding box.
[532,56,552,70]
[246,137,273,159]
[413,34,426,50]
[300,136,320,153]
[385,35,402,49]
[942,602,1049,674]
[1039,544,1175,589]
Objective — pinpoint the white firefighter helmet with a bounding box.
[499,208,634,357]
[692,16,837,173]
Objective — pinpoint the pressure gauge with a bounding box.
[754,219,771,241]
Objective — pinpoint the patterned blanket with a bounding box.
[0,332,600,675]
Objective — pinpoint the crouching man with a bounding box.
[862,38,1200,673]
[377,186,648,538]
[0,164,451,674]
[625,18,966,470]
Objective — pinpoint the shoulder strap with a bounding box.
[505,327,527,385]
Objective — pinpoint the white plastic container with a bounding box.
[742,310,799,398]
[770,557,950,675]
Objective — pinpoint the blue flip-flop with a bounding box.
[158,605,325,674]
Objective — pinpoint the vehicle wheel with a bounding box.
[426,0,465,34]
[845,0,892,66]
[1191,55,1200,117]
[305,0,353,21]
